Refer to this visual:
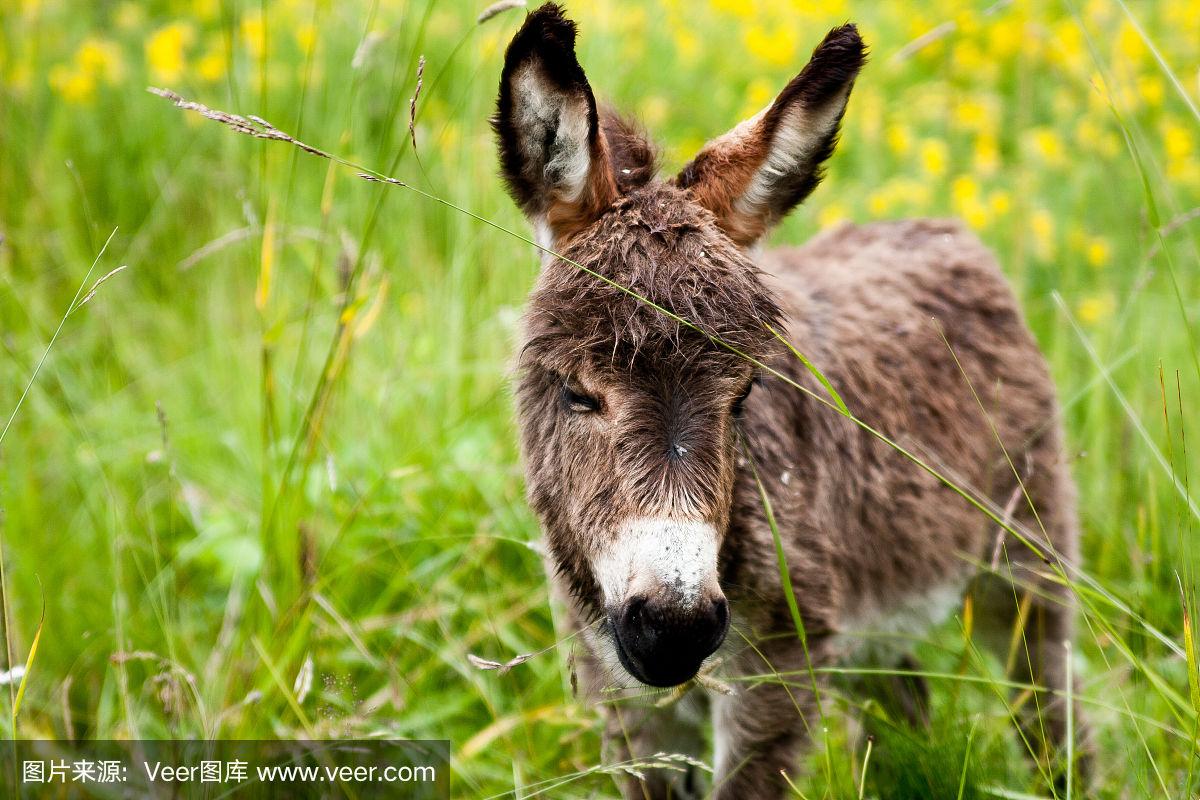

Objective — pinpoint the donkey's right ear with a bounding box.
[492,3,617,247]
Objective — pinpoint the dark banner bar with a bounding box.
[0,740,450,799]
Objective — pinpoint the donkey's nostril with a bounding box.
[712,596,729,628]
[620,596,647,629]
[611,593,730,687]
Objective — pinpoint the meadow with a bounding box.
[1,0,1199,796]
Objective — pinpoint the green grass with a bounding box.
[1,0,1199,796]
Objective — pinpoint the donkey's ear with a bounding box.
[493,3,618,246]
[676,24,865,247]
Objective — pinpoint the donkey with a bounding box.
[493,5,1083,798]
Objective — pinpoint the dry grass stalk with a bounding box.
[477,0,526,25]
[148,88,331,160]
[409,55,425,152]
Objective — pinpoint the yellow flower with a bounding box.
[76,37,126,85]
[674,29,699,63]
[639,96,669,127]
[987,17,1023,60]
[952,98,992,133]
[295,23,317,57]
[1074,117,1120,158]
[191,0,220,22]
[1115,19,1146,67]
[1165,121,1194,181]
[146,22,195,84]
[745,77,775,113]
[951,40,986,73]
[710,0,754,19]
[1164,121,1193,162]
[744,25,798,67]
[1086,237,1111,268]
[1047,20,1086,73]
[49,64,95,104]
[867,188,893,217]
[1030,208,1056,261]
[919,138,948,176]
[952,176,989,229]
[886,123,913,156]
[197,43,227,83]
[1027,127,1066,167]
[1137,75,1165,108]
[988,189,1012,216]
[241,12,267,61]
[974,134,1000,176]
[951,175,979,206]
[817,201,849,229]
[1077,294,1115,325]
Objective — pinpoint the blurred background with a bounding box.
[1,0,1198,796]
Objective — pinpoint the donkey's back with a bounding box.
[753,216,1079,747]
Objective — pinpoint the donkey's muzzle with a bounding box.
[610,593,729,687]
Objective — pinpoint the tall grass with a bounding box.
[0,0,1197,796]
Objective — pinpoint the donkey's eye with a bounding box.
[731,380,756,417]
[562,384,602,414]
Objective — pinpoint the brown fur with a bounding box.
[495,6,1085,798]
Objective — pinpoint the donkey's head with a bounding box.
[495,3,864,687]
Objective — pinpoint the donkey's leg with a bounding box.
[569,639,709,800]
[603,693,710,800]
[710,638,831,800]
[857,653,931,729]
[972,457,1089,788]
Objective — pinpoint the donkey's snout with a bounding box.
[611,593,729,687]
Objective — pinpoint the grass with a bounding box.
[1,0,1199,796]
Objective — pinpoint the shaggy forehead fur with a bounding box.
[521,182,784,373]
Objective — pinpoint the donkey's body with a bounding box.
[494,7,1082,798]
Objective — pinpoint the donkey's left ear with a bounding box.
[676,24,866,247]
[492,3,618,246]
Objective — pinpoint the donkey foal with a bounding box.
[493,5,1084,798]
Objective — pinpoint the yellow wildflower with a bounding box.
[951,175,980,206]
[886,123,913,157]
[988,189,1012,216]
[1137,75,1164,108]
[744,25,798,67]
[674,29,700,63]
[987,17,1023,60]
[197,42,227,83]
[867,188,893,217]
[76,37,126,85]
[1027,127,1066,167]
[639,96,669,127]
[295,23,317,57]
[1030,208,1056,261]
[919,138,948,176]
[146,22,195,84]
[1164,121,1193,162]
[974,134,1000,176]
[1086,237,1111,268]
[952,176,988,230]
[951,40,989,77]
[1047,20,1086,73]
[1074,117,1120,158]
[49,64,95,104]
[817,202,849,229]
[191,0,220,21]
[710,0,754,19]
[1115,19,1146,67]
[241,12,267,61]
[1077,294,1115,325]
[745,77,775,113]
[952,98,991,133]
